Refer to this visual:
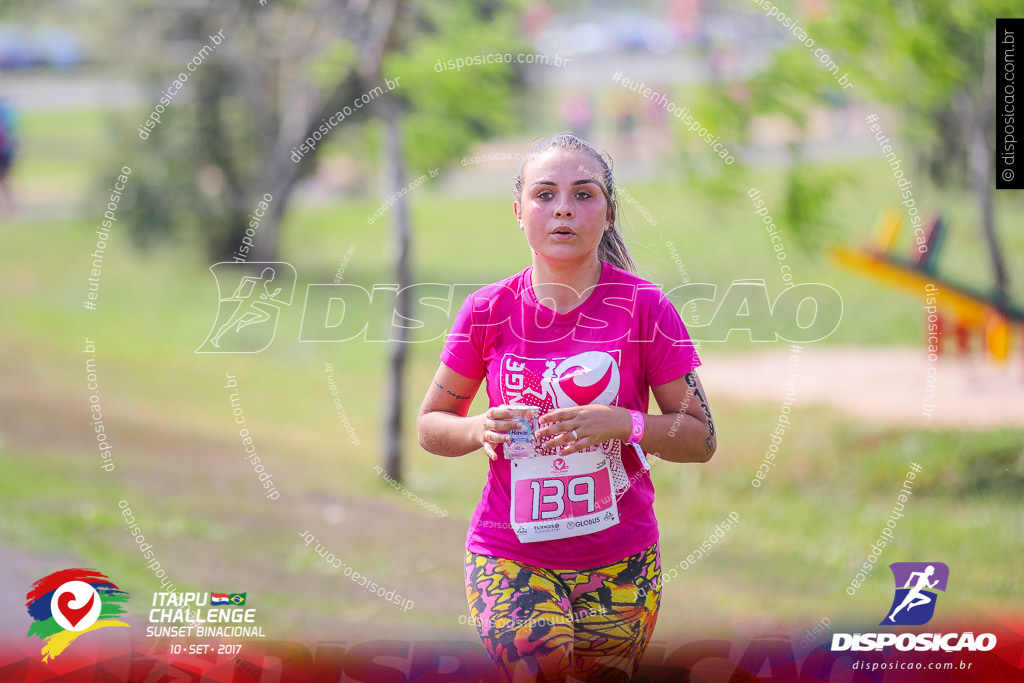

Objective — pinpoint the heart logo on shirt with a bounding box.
[552,351,620,407]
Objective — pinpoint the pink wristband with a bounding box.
[628,410,644,444]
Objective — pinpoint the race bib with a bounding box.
[510,451,620,543]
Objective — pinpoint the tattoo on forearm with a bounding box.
[689,373,716,453]
[669,373,716,455]
[434,381,470,400]
[669,372,699,438]
[693,386,715,438]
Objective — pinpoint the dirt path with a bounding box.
[0,360,470,641]
[701,345,1024,428]
[1,344,1019,645]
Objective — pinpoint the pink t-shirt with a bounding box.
[440,261,701,569]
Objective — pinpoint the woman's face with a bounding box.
[514,148,612,268]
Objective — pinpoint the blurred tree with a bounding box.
[376,0,525,482]
[705,0,1012,301]
[107,0,525,265]
[105,0,528,481]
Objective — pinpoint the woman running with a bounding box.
[418,134,717,682]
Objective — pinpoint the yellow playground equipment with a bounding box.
[831,209,1022,367]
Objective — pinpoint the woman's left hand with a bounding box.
[535,405,631,455]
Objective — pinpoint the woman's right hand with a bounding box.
[480,407,522,460]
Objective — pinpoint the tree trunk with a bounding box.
[963,31,1010,303]
[250,132,311,263]
[249,170,297,264]
[381,97,411,483]
[969,117,1006,302]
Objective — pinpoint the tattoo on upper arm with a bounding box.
[434,380,470,401]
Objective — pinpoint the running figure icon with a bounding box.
[197,261,296,354]
[887,565,938,623]
[210,267,284,347]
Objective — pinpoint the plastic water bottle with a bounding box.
[503,404,541,459]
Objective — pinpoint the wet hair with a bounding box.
[513,134,637,273]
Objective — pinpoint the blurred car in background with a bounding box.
[0,24,82,69]
[534,11,679,57]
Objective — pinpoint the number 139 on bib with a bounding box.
[509,452,620,542]
[516,475,602,524]
[515,474,612,523]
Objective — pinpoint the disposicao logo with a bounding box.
[25,569,130,661]
[832,562,996,653]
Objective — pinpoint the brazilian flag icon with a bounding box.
[228,593,246,605]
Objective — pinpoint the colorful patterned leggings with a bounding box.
[464,542,661,682]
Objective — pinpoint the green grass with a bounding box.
[14,107,111,197]
[1,105,1021,641]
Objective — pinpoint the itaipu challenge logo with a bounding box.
[882,561,949,626]
[25,569,130,661]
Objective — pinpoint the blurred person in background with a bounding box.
[521,0,554,39]
[0,97,17,211]
[559,91,594,141]
[612,94,637,160]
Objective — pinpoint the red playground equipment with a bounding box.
[832,209,1023,368]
